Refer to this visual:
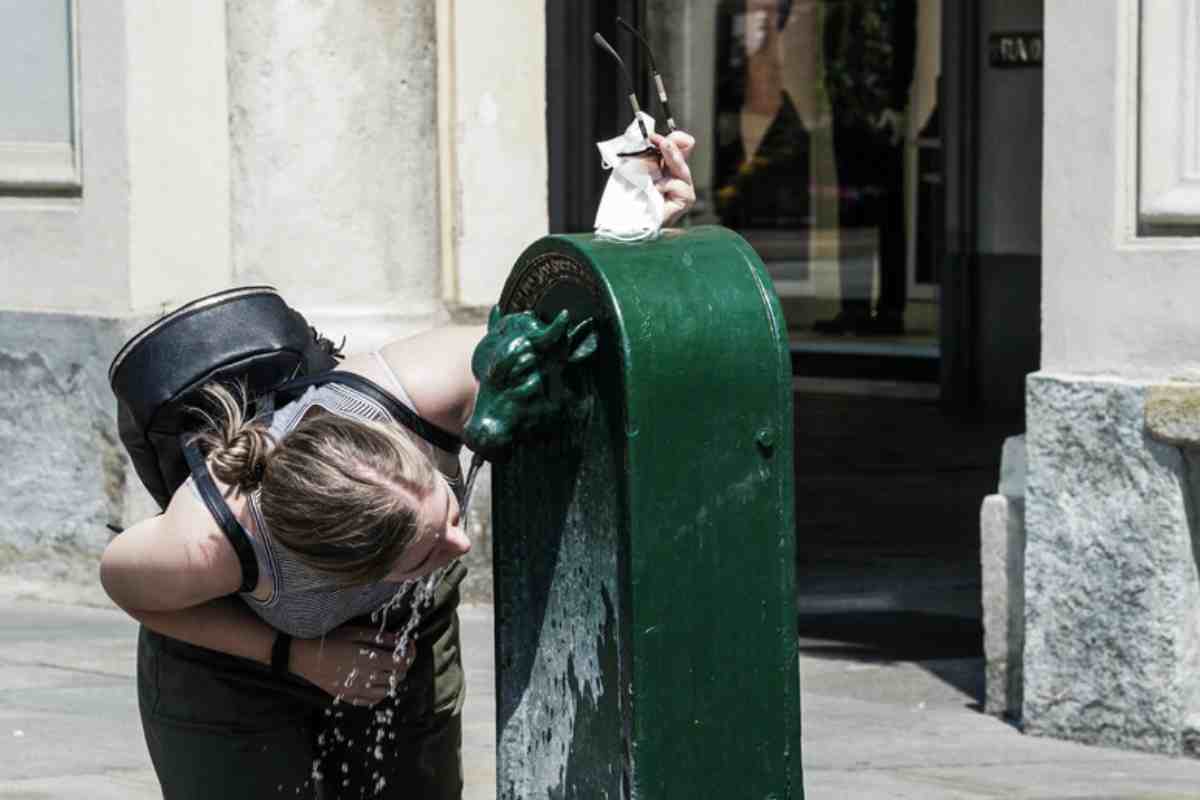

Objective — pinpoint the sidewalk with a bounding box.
[2,591,1200,798]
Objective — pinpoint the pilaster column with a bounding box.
[225,0,445,351]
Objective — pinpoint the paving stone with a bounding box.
[1025,375,1200,755]
[6,594,1200,797]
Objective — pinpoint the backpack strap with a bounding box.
[181,437,259,594]
[273,370,463,455]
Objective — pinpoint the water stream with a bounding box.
[307,562,452,796]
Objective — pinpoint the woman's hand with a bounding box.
[650,130,697,226]
[290,624,417,707]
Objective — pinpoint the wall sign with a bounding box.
[989,32,1043,68]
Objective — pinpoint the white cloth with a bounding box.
[594,112,665,242]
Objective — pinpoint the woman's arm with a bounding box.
[133,595,277,663]
[375,131,697,438]
[131,596,409,704]
[100,486,278,662]
[99,489,244,613]
[100,501,279,674]
[379,324,486,437]
[100,487,408,704]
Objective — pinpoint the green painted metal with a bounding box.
[492,226,801,799]
[464,306,599,461]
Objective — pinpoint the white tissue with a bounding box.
[594,112,665,243]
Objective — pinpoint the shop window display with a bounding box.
[648,0,942,352]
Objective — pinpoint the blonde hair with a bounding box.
[190,383,438,586]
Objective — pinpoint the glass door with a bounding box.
[646,0,942,378]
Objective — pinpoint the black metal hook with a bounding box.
[592,32,660,158]
[616,17,677,133]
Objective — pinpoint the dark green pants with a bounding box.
[137,570,466,799]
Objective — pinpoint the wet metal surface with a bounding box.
[492,228,802,798]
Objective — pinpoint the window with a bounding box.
[646,0,942,366]
[0,0,80,193]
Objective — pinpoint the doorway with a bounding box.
[546,0,1043,664]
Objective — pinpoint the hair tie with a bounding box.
[249,460,266,484]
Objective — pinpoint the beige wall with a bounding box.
[226,1,440,320]
[0,0,549,559]
[0,3,130,313]
[0,1,231,316]
[1042,0,1200,379]
[126,2,232,311]
[438,0,549,309]
[0,0,546,320]
[221,0,547,349]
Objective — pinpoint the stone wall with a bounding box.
[0,312,157,573]
[981,435,1025,719]
[1023,373,1200,756]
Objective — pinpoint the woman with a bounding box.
[101,130,695,799]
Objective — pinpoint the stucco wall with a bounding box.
[0,3,130,314]
[125,2,232,310]
[0,2,230,567]
[443,0,548,307]
[226,0,441,316]
[1042,1,1200,379]
[0,2,232,316]
[0,0,547,601]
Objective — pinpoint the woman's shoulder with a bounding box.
[371,326,483,438]
[162,473,261,590]
[336,349,464,474]
[337,351,408,400]
[166,471,252,530]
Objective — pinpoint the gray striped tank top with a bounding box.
[238,381,462,638]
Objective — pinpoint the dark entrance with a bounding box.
[546,0,1043,667]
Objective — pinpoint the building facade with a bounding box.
[0,0,547,600]
[3,0,1199,759]
[1023,0,1200,755]
[615,0,1200,758]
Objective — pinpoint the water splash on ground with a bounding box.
[307,563,451,796]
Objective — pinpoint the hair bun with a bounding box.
[220,425,273,491]
[192,383,275,492]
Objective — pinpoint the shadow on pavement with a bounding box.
[797,610,984,702]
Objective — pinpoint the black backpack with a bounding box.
[108,285,461,591]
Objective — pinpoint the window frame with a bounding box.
[0,0,82,194]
